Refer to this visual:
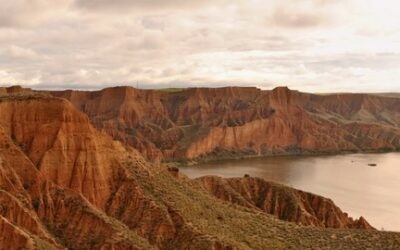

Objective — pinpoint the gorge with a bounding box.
[49,85,400,163]
[0,85,399,249]
[2,0,399,249]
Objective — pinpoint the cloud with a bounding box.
[265,0,353,29]
[141,16,166,30]
[5,45,39,59]
[0,0,399,92]
[0,0,72,28]
[73,0,228,12]
[271,6,327,29]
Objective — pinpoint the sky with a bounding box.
[0,0,399,92]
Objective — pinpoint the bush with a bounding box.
[32,198,40,211]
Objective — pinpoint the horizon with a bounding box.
[1,83,400,95]
[1,0,399,92]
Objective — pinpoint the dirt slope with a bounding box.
[194,176,372,229]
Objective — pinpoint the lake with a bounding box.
[180,153,400,232]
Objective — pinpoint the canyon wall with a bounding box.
[0,90,399,249]
[49,86,400,162]
[0,94,233,249]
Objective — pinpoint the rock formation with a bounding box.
[49,86,400,162]
[0,89,399,249]
[194,176,372,229]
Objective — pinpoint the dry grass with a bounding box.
[157,88,186,93]
[0,92,51,102]
[124,159,400,249]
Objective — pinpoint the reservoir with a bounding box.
[180,152,400,231]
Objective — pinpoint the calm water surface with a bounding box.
[180,153,400,231]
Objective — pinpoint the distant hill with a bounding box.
[46,86,400,163]
[373,93,400,98]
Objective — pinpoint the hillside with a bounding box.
[373,93,400,98]
[47,86,400,163]
[0,91,399,249]
[195,176,372,229]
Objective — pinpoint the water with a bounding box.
[180,153,400,232]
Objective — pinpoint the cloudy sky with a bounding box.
[0,0,399,92]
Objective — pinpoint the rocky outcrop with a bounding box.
[0,85,32,95]
[49,86,400,162]
[0,93,399,249]
[0,96,234,249]
[0,216,39,250]
[194,176,373,229]
[0,104,153,249]
[50,87,170,161]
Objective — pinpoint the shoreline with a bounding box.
[165,148,400,167]
[178,150,400,232]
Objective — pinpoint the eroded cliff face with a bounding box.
[194,176,372,229]
[50,87,170,161]
[0,93,399,249]
[0,95,233,249]
[49,86,400,162]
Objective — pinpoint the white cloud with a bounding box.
[0,0,399,92]
[0,0,72,27]
[6,45,39,59]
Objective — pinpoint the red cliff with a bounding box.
[49,86,400,162]
[194,176,373,229]
[0,91,399,249]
